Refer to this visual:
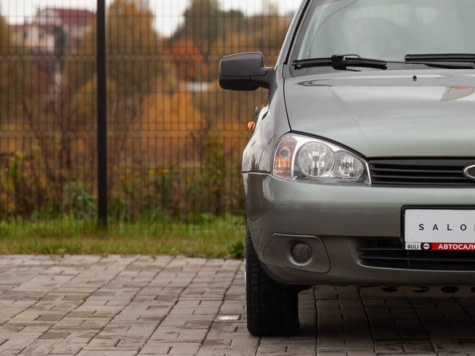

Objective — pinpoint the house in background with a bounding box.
[10,23,57,89]
[33,8,95,53]
[10,24,56,53]
[10,8,95,92]
[11,8,95,54]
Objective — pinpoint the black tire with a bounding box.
[246,227,300,336]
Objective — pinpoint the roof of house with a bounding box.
[37,8,96,26]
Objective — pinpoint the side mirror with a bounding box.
[219,52,274,91]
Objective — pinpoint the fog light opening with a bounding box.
[291,242,312,265]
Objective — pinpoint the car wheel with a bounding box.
[245,227,300,336]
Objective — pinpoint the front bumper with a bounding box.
[244,173,475,286]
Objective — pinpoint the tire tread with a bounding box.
[246,228,300,336]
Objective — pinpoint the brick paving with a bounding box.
[0,256,475,355]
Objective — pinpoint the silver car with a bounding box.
[220,0,475,336]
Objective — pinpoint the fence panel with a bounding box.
[0,0,296,233]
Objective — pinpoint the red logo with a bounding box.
[433,243,475,251]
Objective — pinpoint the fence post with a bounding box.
[97,0,108,226]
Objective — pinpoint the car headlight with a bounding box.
[273,134,370,184]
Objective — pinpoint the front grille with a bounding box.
[369,159,475,186]
[358,238,475,271]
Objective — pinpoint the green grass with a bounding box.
[0,215,246,259]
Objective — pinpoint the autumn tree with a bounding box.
[173,1,247,75]
[60,0,176,171]
[63,0,174,106]
[0,14,11,122]
[219,10,246,37]
[106,0,173,94]
[137,91,204,164]
[212,14,291,69]
[167,39,210,82]
[0,14,39,146]
[7,0,179,205]
[0,14,31,124]
[174,0,220,59]
[0,13,62,216]
[0,14,9,97]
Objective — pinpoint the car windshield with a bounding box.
[297,0,475,62]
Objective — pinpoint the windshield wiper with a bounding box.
[405,53,475,62]
[405,53,475,68]
[293,55,387,70]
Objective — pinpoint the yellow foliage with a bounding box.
[140,91,204,132]
[126,91,205,165]
[70,76,118,130]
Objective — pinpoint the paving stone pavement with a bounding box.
[1,256,475,355]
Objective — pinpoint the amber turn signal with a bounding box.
[247,121,256,131]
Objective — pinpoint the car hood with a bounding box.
[285,70,475,157]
